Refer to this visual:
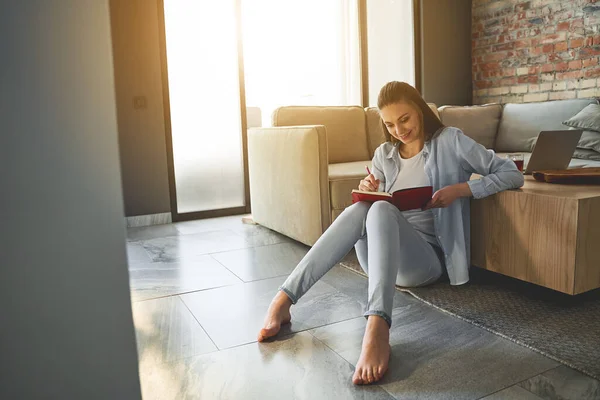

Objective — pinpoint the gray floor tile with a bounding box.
[228,224,291,247]
[310,303,558,400]
[518,365,600,400]
[321,264,421,311]
[132,296,217,368]
[320,264,368,305]
[173,214,252,235]
[139,331,394,400]
[180,276,365,349]
[481,385,543,400]
[127,242,153,265]
[127,224,180,242]
[140,230,252,262]
[210,241,309,282]
[176,215,291,245]
[129,256,242,302]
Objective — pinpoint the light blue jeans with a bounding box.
[279,201,445,327]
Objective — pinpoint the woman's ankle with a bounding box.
[276,290,293,307]
[366,315,390,330]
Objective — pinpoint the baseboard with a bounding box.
[125,212,172,228]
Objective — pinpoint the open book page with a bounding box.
[351,190,392,197]
[350,190,393,206]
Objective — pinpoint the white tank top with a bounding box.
[388,149,437,244]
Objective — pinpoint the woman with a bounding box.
[256,81,524,385]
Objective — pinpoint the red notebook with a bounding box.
[351,186,433,211]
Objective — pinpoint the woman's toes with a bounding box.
[365,368,373,384]
[359,369,366,384]
[372,367,379,381]
[352,368,363,384]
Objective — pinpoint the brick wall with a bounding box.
[472,0,600,104]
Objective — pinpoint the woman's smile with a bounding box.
[399,130,411,141]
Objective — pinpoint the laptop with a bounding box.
[523,130,583,175]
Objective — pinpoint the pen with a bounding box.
[365,166,371,175]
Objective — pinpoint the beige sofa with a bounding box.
[247,104,439,246]
[248,98,600,246]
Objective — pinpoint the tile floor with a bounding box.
[127,215,600,400]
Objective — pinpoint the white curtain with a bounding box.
[242,0,362,126]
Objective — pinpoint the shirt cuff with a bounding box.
[467,179,487,199]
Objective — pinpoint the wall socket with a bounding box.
[133,95,147,110]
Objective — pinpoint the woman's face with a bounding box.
[380,102,422,145]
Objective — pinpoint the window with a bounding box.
[242,0,362,126]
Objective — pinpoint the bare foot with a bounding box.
[352,315,391,385]
[257,290,292,342]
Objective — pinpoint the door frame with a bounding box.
[157,0,251,222]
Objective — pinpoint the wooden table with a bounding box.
[470,175,600,295]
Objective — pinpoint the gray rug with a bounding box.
[339,253,600,380]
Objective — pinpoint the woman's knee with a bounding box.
[366,201,400,224]
[342,200,371,218]
[395,265,442,287]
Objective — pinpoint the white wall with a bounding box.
[0,1,142,398]
[367,0,416,106]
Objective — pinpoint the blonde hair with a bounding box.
[377,81,445,145]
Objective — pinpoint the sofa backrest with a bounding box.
[364,103,439,158]
[272,106,369,164]
[438,104,502,149]
[495,98,599,152]
[365,108,386,159]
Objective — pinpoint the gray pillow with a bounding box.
[563,104,600,153]
[576,130,600,153]
[573,148,600,161]
[563,103,600,132]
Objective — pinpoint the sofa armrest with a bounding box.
[248,125,331,246]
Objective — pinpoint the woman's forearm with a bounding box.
[457,182,473,198]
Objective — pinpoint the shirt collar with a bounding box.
[386,141,430,159]
[385,142,399,159]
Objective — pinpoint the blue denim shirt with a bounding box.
[371,126,524,285]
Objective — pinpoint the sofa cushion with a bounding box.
[329,161,371,210]
[331,208,344,223]
[365,108,387,159]
[364,103,439,159]
[563,104,600,132]
[272,106,369,164]
[428,103,440,119]
[438,104,502,149]
[495,98,599,152]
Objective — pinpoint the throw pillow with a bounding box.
[573,148,600,161]
[577,130,600,153]
[563,104,600,132]
[563,104,600,153]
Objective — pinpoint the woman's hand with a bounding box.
[422,183,472,210]
[358,174,380,192]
